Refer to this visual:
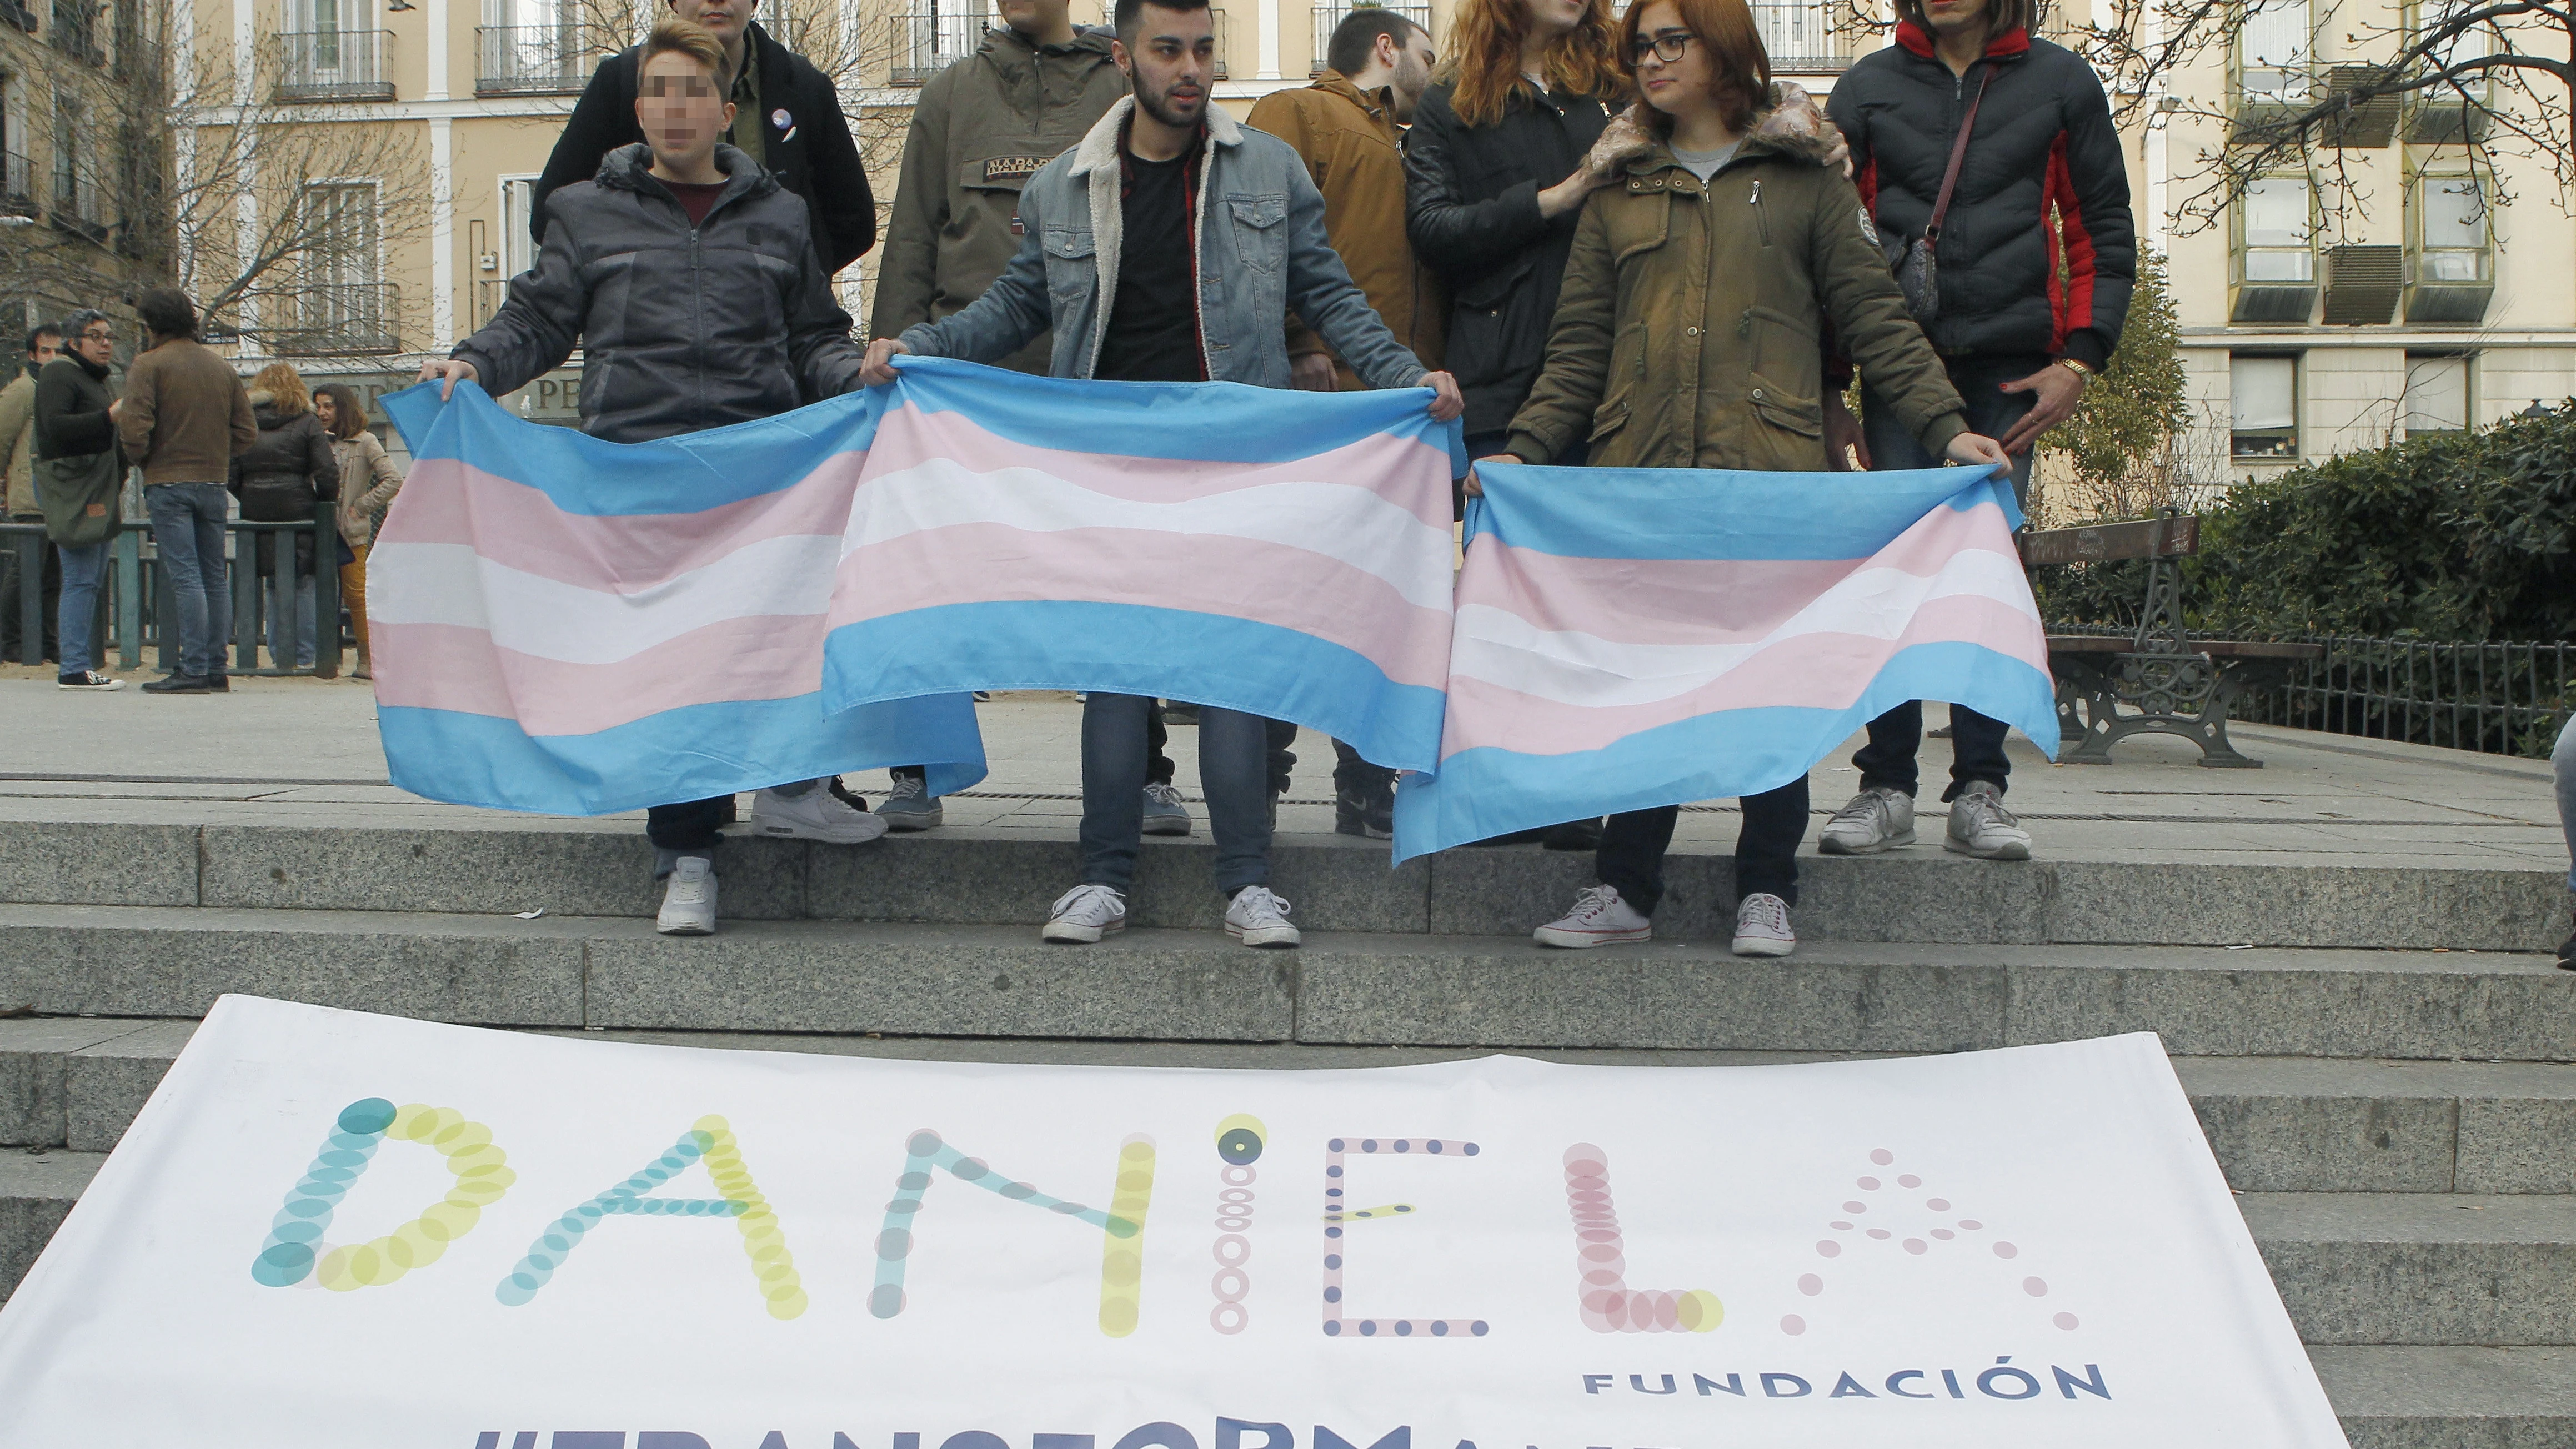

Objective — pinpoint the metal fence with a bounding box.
[1751,1,1855,70]
[275,29,397,102]
[275,282,403,357]
[477,24,593,95]
[3,511,347,679]
[1311,2,1431,73]
[891,7,994,84]
[2229,635,2573,759]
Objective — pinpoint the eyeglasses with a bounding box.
[78,329,112,343]
[1631,29,1696,63]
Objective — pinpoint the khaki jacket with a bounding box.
[1247,72,1447,389]
[332,431,404,550]
[868,26,1127,374]
[0,373,33,519]
[1507,127,1967,473]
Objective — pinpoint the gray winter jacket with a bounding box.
[453,143,866,444]
[897,98,1429,390]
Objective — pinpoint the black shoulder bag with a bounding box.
[1891,62,1993,325]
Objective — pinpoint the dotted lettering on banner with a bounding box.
[1210,1114,1264,1334]
[250,1097,514,1292]
[492,1115,806,1320]
[867,1126,1156,1337]
[1787,1147,2078,1336]
[1320,1136,1485,1339]
[1562,1143,1723,1333]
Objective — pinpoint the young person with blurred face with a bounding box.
[1245,6,1447,842]
[1817,0,2133,864]
[859,0,1463,953]
[425,18,884,937]
[1472,0,2011,959]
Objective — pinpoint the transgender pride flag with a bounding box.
[1391,463,2059,862]
[823,357,1464,773]
[371,382,985,816]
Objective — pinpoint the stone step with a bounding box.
[0,1149,2567,1444]
[2311,1346,2576,1448]
[2,815,2562,951]
[7,1020,2574,1196]
[4,906,2569,1060]
[2244,1192,2576,1345]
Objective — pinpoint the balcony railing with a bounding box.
[1753,2,1855,71]
[275,29,396,102]
[274,282,403,355]
[477,25,594,95]
[891,8,994,84]
[1,151,32,217]
[1311,2,1431,74]
[50,179,109,240]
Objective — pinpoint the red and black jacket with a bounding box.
[1825,23,2134,370]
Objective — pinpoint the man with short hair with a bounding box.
[532,0,876,276]
[1822,0,2134,864]
[31,310,124,691]
[861,0,1462,951]
[1246,6,1444,840]
[427,16,886,936]
[0,322,62,665]
[866,0,1135,834]
[118,287,259,694]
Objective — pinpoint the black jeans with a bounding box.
[1,533,61,664]
[1854,352,2043,801]
[1595,777,1810,917]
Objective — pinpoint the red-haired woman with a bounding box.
[1476,0,2011,957]
[1404,0,1644,851]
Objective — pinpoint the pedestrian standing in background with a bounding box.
[866,0,1145,835]
[425,17,888,936]
[232,363,339,675]
[532,0,876,275]
[1817,0,2134,864]
[2554,716,2575,969]
[1248,6,1446,841]
[0,322,61,666]
[1404,0,1648,853]
[1480,0,2011,957]
[313,385,404,683]
[117,287,258,695]
[29,309,124,692]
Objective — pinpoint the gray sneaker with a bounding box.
[1142,781,1192,836]
[1944,780,2032,860]
[1818,786,1915,855]
[877,770,944,830]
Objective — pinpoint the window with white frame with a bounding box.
[2232,355,2300,459]
[2240,0,2311,100]
[2240,176,2315,282]
[2403,354,2471,435]
[499,176,538,277]
[2412,172,2489,283]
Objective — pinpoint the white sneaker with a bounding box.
[656,858,717,935]
[1044,883,1127,943]
[1944,780,2032,860]
[1141,781,1192,836]
[1818,786,1916,855]
[1533,885,1652,948]
[1224,885,1301,948]
[1731,892,1796,956]
[750,783,890,845]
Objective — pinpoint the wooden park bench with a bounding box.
[2017,509,2323,768]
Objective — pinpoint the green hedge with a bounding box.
[2035,402,2576,642]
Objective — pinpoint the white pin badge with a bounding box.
[772,107,796,141]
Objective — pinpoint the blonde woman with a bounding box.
[230,362,339,671]
[313,384,402,680]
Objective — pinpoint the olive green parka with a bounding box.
[1505,122,1967,472]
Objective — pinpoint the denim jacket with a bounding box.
[898,97,1429,391]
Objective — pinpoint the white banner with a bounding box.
[0,997,2346,1448]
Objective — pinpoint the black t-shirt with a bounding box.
[1092,142,1205,383]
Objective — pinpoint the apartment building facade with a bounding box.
[0,0,168,345]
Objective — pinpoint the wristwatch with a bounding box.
[2058,357,2096,379]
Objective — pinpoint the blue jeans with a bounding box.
[1081,692,1271,895]
[1855,353,2046,800]
[2554,715,2575,893]
[55,540,109,675]
[266,570,317,669]
[147,483,233,678]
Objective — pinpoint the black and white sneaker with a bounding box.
[57,670,124,692]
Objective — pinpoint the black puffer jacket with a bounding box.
[1404,79,1615,435]
[232,393,340,580]
[455,143,868,445]
[1826,23,2134,369]
[531,22,876,275]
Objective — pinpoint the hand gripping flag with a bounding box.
[1392,463,2059,861]
[822,357,1465,773]
[370,381,985,815]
